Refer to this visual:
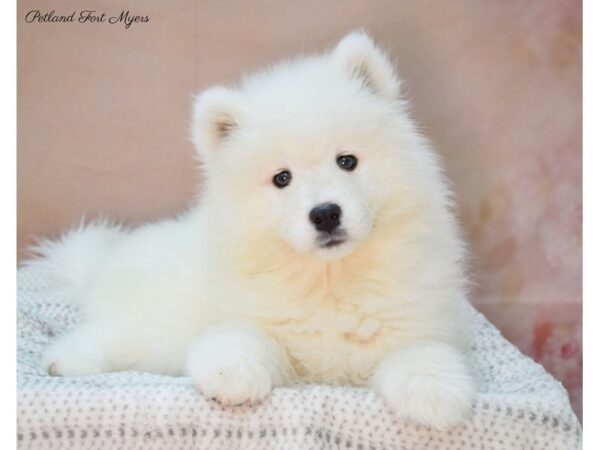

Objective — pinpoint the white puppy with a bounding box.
[26,32,475,430]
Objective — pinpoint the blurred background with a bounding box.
[17,0,582,418]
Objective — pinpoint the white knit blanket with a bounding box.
[17,269,581,450]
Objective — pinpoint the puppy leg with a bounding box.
[186,322,293,406]
[370,341,475,430]
[42,322,109,376]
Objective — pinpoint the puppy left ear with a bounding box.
[332,31,400,100]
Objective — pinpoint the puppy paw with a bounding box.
[189,358,273,406]
[186,323,291,406]
[41,325,107,376]
[371,342,475,430]
[42,338,103,376]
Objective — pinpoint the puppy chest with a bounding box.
[273,310,396,384]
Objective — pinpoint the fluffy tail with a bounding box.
[22,219,126,305]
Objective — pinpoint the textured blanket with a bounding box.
[17,269,581,450]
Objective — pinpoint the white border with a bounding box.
[2,1,17,448]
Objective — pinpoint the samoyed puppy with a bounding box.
[26,32,475,430]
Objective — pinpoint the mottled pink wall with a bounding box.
[18,1,582,417]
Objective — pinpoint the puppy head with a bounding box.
[191,32,429,261]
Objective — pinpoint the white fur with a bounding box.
[25,32,475,429]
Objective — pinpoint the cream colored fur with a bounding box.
[26,32,475,430]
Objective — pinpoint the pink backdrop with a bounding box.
[17,0,582,418]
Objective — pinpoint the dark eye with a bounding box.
[273,170,292,188]
[337,154,358,171]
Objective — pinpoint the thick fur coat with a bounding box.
[26,32,475,430]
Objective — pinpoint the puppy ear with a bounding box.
[332,31,400,99]
[191,86,245,159]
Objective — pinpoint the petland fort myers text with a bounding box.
[25,10,149,29]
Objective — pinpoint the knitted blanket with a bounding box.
[17,269,581,449]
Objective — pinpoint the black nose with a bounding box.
[309,203,342,233]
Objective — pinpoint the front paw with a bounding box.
[185,323,290,406]
[189,357,273,406]
[371,343,475,430]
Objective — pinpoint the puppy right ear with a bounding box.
[191,86,245,159]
